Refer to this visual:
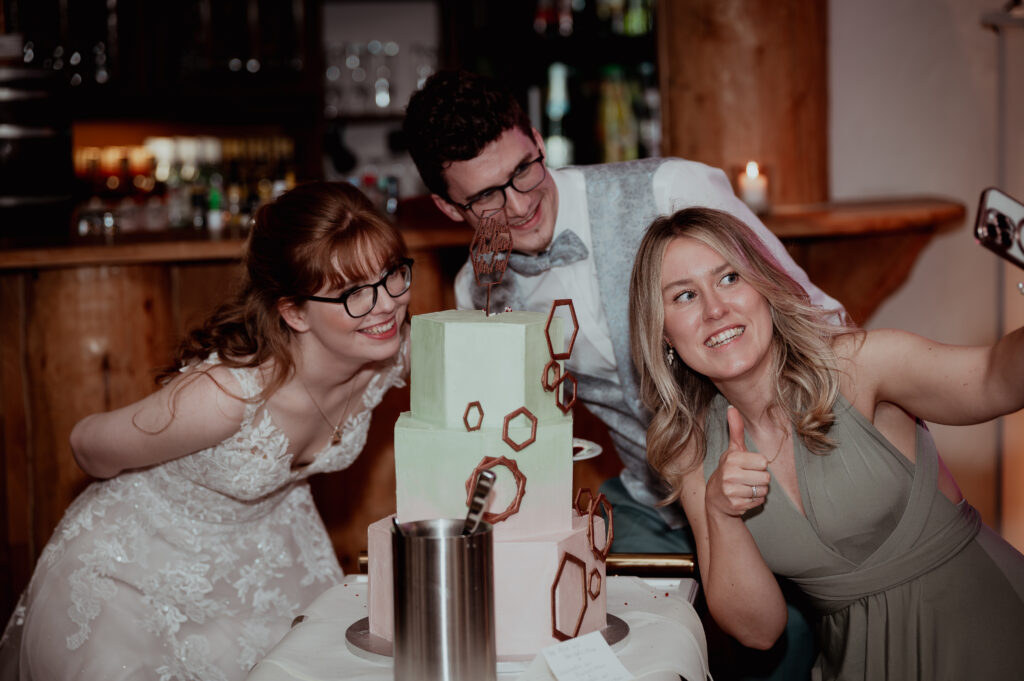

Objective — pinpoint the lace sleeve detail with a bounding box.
[226,365,264,428]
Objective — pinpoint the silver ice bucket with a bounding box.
[391,518,496,681]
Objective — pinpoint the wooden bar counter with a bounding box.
[0,195,964,623]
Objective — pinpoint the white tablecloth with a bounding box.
[247,575,709,681]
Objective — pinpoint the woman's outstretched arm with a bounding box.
[846,324,1024,427]
[70,364,247,479]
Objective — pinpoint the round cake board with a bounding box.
[345,614,630,672]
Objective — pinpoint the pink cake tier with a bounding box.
[368,512,609,660]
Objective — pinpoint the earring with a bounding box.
[666,345,675,365]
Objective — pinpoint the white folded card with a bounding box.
[541,630,633,681]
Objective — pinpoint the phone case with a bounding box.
[976,187,1024,270]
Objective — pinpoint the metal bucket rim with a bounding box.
[392,517,494,539]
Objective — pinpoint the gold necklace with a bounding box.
[299,377,354,446]
[765,429,789,465]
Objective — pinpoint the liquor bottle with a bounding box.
[168,137,198,229]
[206,174,225,236]
[623,0,652,36]
[222,138,247,235]
[598,65,639,162]
[544,62,573,168]
[74,147,105,237]
[127,145,165,231]
[533,0,557,36]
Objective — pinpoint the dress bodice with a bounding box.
[702,393,966,587]
[699,393,1024,681]
[153,344,407,523]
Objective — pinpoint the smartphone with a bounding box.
[976,187,1024,270]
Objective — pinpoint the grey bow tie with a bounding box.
[506,229,589,276]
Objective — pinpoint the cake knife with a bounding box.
[462,469,496,535]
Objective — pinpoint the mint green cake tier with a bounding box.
[397,309,576,539]
[409,310,570,430]
[394,413,574,539]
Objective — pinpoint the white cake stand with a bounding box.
[572,437,603,462]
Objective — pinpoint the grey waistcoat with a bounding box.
[471,158,685,528]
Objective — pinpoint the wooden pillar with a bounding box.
[657,0,829,205]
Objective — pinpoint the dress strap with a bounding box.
[226,364,263,426]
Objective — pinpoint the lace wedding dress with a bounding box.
[0,346,406,681]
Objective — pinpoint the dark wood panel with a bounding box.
[0,274,31,623]
[24,265,178,550]
[170,261,246,337]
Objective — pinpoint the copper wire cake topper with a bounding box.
[469,217,513,316]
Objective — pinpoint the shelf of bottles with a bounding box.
[446,0,658,167]
[321,35,436,214]
[72,135,297,242]
[541,0,658,167]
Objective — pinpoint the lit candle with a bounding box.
[738,161,769,214]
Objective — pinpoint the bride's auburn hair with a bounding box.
[628,207,859,504]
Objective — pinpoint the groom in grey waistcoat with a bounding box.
[403,69,843,681]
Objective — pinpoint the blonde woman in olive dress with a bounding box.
[628,206,1024,680]
[0,182,412,680]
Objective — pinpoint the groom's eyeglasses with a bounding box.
[454,152,547,219]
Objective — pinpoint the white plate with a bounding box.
[572,437,603,461]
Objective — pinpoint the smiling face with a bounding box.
[432,127,558,256]
[286,256,410,372]
[660,236,774,388]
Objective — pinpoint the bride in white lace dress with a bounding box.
[0,182,412,680]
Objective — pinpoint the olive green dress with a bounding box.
[703,394,1024,681]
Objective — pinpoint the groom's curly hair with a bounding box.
[402,69,534,200]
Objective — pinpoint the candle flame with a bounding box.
[745,161,760,179]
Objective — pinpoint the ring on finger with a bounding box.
[750,484,758,499]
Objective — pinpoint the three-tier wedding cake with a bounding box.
[366,305,613,660]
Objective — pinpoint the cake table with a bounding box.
[246,575,710,681]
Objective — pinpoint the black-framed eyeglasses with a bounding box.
[304,258,413,318]
[453,152,547,219]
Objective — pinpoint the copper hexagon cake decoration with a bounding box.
[588,569,602,600]
[463,401,484,431]
[586,493,614,563]
[464,456,527,524]
[542,359,561,392]
[544,299,578,360]
[469,218,513,316]
[554,372,577,414]
[573,488,595,517]
[550,552,588,641]
[502,406,537,451]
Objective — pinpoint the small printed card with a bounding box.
[540,631,633,681]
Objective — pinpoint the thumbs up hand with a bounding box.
[705,406,772,518]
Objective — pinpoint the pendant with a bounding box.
[330,429,342,446]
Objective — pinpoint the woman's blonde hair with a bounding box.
[628,207,858,503]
